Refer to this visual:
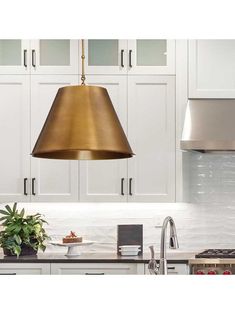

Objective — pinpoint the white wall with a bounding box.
[1,202,235,254]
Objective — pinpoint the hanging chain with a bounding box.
[81,39,86,85]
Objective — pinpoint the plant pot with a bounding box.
[3,243,38,256]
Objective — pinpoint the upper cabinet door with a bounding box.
[30,40,79,74]
[0,76,30,203]
[189,40,235,98]
[30,75,79,202]
[79,75,128,202]
[0,40,30,74]
[127,40,175,75]
[82,40,128,75]
[127,76,176,202]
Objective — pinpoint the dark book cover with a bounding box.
[117,224,143,255]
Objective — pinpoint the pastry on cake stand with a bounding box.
[50,231,94,256]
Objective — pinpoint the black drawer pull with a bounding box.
[129,178,133,196]
[32,49,36,67]
[0,273,16,275]
[121,49,124,67]
[32,178,36,195]
[129,50,132,68]
[167,266,176,270]
[23,178,28,195]
[23,49,27,67]
[121,178,125,195]
[85,272,105,275]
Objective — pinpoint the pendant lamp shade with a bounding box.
[32,85,134,160]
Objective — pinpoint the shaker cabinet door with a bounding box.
[79,75,128,202]
[30,75,79,202]
[189,39,235,98]
[0,76,30,202]
[127,76,176,202]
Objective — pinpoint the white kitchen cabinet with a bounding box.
[0,263,50,275]
[30,40,79,74]
[83,40,128,75]
[189,39,235,98]
[0,75,79,203]
[83,40,175,75]
[30,75,79,202]
[144,263,189,275]
[51,263,145,275]
[79,75,175,203]
[0,40,78,75]
[128,76,176,202]
[79,76,128,202]
[128,40,175,75]
[0,40,30,74]
[0,76,31,203]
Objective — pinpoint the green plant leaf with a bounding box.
[14,234,22,245]
[5,205,12,214]
[13,245,21,257]
[12,203,17,214]
[20,208,25,218]
[0,210,10,216]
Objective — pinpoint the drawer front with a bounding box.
[145,263,189,275]
[0,263,50,275]
[51,263,139,275]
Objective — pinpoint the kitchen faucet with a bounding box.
[149,216,179,275]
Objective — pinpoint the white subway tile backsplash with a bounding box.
[0,202,235,254]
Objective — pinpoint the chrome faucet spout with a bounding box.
[159,216,179,275]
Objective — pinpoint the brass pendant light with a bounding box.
[32,40,134,160]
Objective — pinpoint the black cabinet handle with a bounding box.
[167,266,176,270]
[32,178,36,195]
[32,49,36,67]
[85,272,105,275]
[129,50,132,68]
[23,49,27,67]
[23,178,28,196]
[0,273,16,275]
[121,49,124,67]
[121,178,125,195]
[129,178,133,196]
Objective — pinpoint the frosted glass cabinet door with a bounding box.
[82,40,128,74]
[128,40,175,74]
[30,75,79,202]
[0,76,30,202]
[0,40,30,74]
[30,40,78,74]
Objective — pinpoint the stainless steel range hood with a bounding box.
[181,99,235,152]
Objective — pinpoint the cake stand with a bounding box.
[50,240,94,257]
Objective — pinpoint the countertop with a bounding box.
[0,251,197,264]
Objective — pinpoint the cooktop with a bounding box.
[196,249,235,258]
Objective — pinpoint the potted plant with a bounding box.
[0,203,50,257]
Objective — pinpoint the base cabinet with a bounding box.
[51,263,145,275]
[0,263,50,275]
[144,263,189,275]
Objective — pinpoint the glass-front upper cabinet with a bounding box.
[0,40,30,74]
[82,40,128,75]
[83,40,175,75]
[30,40,79,74]
[127,40,175,74]
[0,40,78,75]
